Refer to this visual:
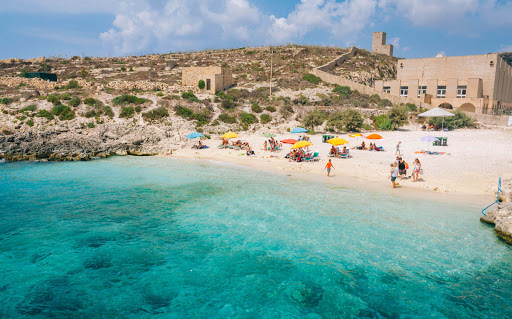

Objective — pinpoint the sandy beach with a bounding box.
[169,125,512,206]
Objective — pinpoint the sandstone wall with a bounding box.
[317,47,357,72]
[0,76,92,91]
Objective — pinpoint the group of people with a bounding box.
[287,148,314,162]
[297,135,310,142]
[422,124,445,131]
[357,141,382,151]
[191,140,206,149]
[263,138,282,152]
[329,145,348,157]
[389,156,422,188]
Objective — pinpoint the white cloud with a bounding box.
[388,37,400,49]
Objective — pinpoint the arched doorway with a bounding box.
[439,103,453,109]
[459,103,475,113]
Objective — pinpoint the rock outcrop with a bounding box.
[0,122,185,162]
[480,203,512,245]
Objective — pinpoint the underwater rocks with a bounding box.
[480,203,512,245]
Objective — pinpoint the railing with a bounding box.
[482,178,503,216]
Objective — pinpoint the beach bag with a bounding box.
[405,162,409,169]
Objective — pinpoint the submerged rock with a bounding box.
[480,203,512,245]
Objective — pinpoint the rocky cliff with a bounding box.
[480,203,512,245]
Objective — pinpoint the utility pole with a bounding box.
[269,45,273,97]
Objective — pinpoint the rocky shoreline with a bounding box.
[0,122,183,162]
[480,203,512,245]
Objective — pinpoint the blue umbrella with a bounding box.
[186,132,205,139]
[290,127,308,134]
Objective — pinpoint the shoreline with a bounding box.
[166,152,490,208]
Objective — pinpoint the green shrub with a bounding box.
[428,110,476,129]
[84,110,97,118]
[0,98,14,105]
[260,114,271,124]
[47,95,60,105]
[251,103,262,113]
[102,106,114,118]
[60,93,71,100]
[20,105,37,113]
[84,98,102,107]
[326,109,364,132]
[157,92,164,97]
[69,97,81,107]
[26,119,34,127]
[221,96,236,110]
[181,91,199,103]
[302,110,328,128]
[293,95,309,105]
[62,80,80,89]
[37,110,54,120]
[142,107,169,122]
[303,73,321,84]
[135,106,142,113]
[265,106,276,112]
[333,85,351,97]
[374,115,393,130]
[219,113,236,124]
[87,122,95,128]
[369,94,381,105]
[175,105,194,119]
[405,103,417,112]
[112,95,150,105]
[240,112,258,125]
[52,104,75,120]
[280,104,294,119]
[380,99,392,107]
[198,80,205,90]
[387,105,409,130]
[119,106,135,118]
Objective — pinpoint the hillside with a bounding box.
[0,45,402,161]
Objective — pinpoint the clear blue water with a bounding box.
[0,156,511,318]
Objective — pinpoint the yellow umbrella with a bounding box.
[327,138,349,146]
[222,132,239,139]
[349,133,364,138]
[291,141,313,149]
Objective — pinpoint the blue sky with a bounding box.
[1,0,511,60]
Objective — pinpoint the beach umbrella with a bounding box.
[349,133,364,138]
[186,132,205,139]
[281,139,298,145]
[327,138,349,146]
[291,141,313,149]
[291,127,308,134]
[222,132,239,139]
[418,107,455,131]
[420,136,439,151]
[366,134,383,140]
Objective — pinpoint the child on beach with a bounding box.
[396,141,401,155]
[412,158,421,182]
[325,159,334,176]
[390,163,399,188]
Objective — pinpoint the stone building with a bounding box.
[182,66,233,94]
[374,53,512,114]
[372,32,393,57]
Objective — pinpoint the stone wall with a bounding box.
[317,47,357,72]
[0,76,92,91]
[310,69,421,106]
[106,80,178,92]
[182,66,232,94]
[372,32,393,57]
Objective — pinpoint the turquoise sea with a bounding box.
[0,156,511,318]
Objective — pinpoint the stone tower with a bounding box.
[372,32,393,57]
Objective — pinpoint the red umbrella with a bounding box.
[281,139,298,145]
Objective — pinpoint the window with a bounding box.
[437,86,446,98]
[400,86,408,97]
[383,86,390,93]
[417,86,427,97]
[457,86,467,98]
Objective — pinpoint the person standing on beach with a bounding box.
[390,163,399,188]
[412,158,421,182]
[396,141,401,155]
[325,159,334,177]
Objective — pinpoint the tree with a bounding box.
[387,105,409,130]
[341,109,364,132]
[302,110,327,129]
[198,80,205,90]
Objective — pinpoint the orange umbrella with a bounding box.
[366,134,383,140]
[281,139,298,145]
